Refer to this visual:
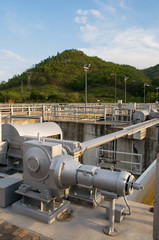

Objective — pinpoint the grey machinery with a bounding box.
[12,138,142,236]
[0,121,152,235]
[133,108,159,123]
[0,122,63,173]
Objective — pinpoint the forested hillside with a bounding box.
[143,64,159,87]
[0,49,156,103]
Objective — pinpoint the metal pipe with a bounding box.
[81,118,159,153]
[24,119,159,158]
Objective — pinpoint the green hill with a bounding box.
[0,49,155,103]
[143,64,159,87]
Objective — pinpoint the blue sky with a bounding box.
[1,0,159,82]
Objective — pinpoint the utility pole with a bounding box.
[21,81,23,97]
[27,72,32,92]
[124,77,129,103]
[83,63,91,109]
[64,60,91,109]
[144,83,150,103]
[156,87,159,102]
[110,73,117,103]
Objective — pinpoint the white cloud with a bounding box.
[0,50,37,81]
[80,24,98,42]
[74,16,87,24]
[76,9,88,16]
[0,70,5,79]
[75,8,101,20]
[79,45,159,69]
[74,8,101,43]
[112,28,159,51]
[89,9,101,18]
[0,50,26,62]
[74,2,159,69]
[80,24,98,33]
[142,35,159,49]
[94,0,116,14]
[78,27,159,69]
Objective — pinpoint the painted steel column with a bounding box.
[153,153,159,240]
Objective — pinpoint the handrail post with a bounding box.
[42,105,45,118]
[10,105,13,115]
[28,106,31,116]
[153,153,159,240]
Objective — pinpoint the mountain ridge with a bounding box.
[0,49,157,103]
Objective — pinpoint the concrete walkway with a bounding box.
[0,199,153,240]
[0,218,52,240]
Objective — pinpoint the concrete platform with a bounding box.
[0,199,153,240]
[0,219,51,239]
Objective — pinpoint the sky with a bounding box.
[1,0,159,82]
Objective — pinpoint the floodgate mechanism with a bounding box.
[1,119,157,235]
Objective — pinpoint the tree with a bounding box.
[30,91,46,102]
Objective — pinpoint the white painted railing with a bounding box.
[0,103,158,124]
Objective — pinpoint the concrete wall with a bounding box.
[56,121,106,165]
[7,118,158,170]
[145,128,158,168]
[55,121,159,169]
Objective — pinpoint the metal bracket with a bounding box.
[103,197,120,236]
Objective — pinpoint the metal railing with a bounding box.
[0,102,158,125]
[96,148,143,175]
